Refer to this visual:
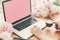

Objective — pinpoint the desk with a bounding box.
[11,32,39,40]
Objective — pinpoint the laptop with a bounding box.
[3,0,37,39]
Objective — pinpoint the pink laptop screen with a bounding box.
[3,0,30,23]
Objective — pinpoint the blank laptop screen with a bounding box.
[3,0,31,23]
[3,0,32,31]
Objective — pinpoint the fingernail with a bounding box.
[34,26,37,28]
[31,28,33,30]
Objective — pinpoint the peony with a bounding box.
[0,32,13,40]
[0,22,13,40]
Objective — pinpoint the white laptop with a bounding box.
[3,0,46,39]
[3,0,36,39]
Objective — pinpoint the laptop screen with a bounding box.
[3,0,31,23]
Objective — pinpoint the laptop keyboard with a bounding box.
[13,17,37,31]
[14,38,32,40]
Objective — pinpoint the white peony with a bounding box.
[31,0,50,18]
[50,5,58,13]
[0,32,13,40]
[0,22,13,40]
[58,6,60,14]
[38,6,49,17]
